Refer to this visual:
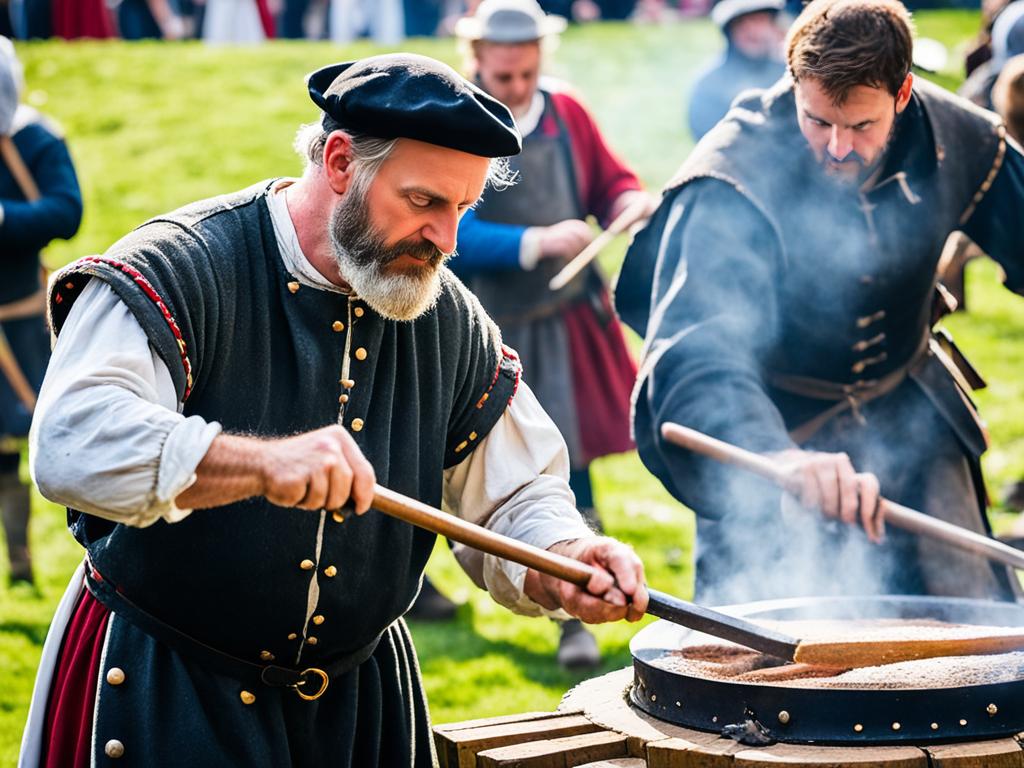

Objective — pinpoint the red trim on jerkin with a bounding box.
[78,256,194,399]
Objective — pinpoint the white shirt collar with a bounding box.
[265,179,347,294]
[513,90,546,138]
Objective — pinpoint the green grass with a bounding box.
[4,10,1022,763]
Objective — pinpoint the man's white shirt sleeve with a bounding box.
[29,279,221,527]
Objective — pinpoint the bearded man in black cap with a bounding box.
[19,53,648,768]
[617,0,1024,605]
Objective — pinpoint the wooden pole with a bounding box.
[660,422,1024,572]
[547,196,650,291]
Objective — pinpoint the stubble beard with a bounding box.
[328,192,451,322]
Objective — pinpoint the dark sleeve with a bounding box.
[961,137,1024,295]
[632,180,794,518]
[450,207,526,279]
[442,275,522,469]
[0,126,83,251]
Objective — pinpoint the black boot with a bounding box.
[1,472,33,585]
[407,576,458,621]
[557,619,601,670]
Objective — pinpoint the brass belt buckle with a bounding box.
[294,667,329,701]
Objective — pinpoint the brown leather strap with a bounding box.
[0,135,41,202]
[768,330,931,445]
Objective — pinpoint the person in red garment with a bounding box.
[449,0,656,669]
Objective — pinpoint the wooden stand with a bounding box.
[433,668,1024,767]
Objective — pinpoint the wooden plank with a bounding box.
[926,738,1024,767]
[732,743,928,767]
[575,760,647,767]
[434,712,563,768]
[437,714,603,768]
[477,730,630,767]
[436,711,567,734]
[646,735,742,768]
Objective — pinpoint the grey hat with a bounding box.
[0,37,23,137]
[455,0,567,43]
[710,0,784,29]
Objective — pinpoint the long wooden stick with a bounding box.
[354,484,1024,666]
[0,136,41,202]
[660,422,1024,572]
[548,196,650,291]
[351,485,802,659]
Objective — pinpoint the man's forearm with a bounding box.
[174,434,267,510]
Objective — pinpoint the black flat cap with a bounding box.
[307,53,521,158]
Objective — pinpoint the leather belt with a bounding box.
[767,329,931,445]
[84,558,381,701]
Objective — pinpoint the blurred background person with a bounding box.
[451,0,653,668]
[117,0,188,39]
[329,0,403,44]
[0,38,81,586]
[994,53,1024,142]
[201,0,275,43]
[960,0,1024,109]
[51,0,115,38]
[688,0,786,141]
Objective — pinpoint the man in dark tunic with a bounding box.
[617,0,1024,605]
[452,0,655,668]
[20,54,648,768]
[0,37,82,586]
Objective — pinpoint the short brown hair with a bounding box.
[787,0,915,104]
[993,54,1024,143]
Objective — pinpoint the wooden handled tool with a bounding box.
[660,422,1024,573]
[547,196,650,291]
[356,485,801,659]
[342,485,1024,667]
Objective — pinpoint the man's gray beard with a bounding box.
[328,193,449,322]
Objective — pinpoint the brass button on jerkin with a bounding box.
[351,418,364,432]
[287,281,300,294]
[312,615,325,626]
[288,632,298,641]
[332,321,345,332]
[324,565,338,578]
[353,306,365,318]
[354,347,368,361]
[259,650,275,661]
[306,636,319,646]
[240,690,256,705]
[338,394,349,404]
[300,559,315,571]
[106,667,125,686]
[340,378,355,389]
[105,739,125,758]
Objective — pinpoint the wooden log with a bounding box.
[733,743,927,767]
[476,730,630,767]
[575,760,647,767]
[925,738,1024,767]
[436,713,603,768]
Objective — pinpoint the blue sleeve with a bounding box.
[961,138,1024,295]
[450,208,528,280]
[0,126,83,252]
